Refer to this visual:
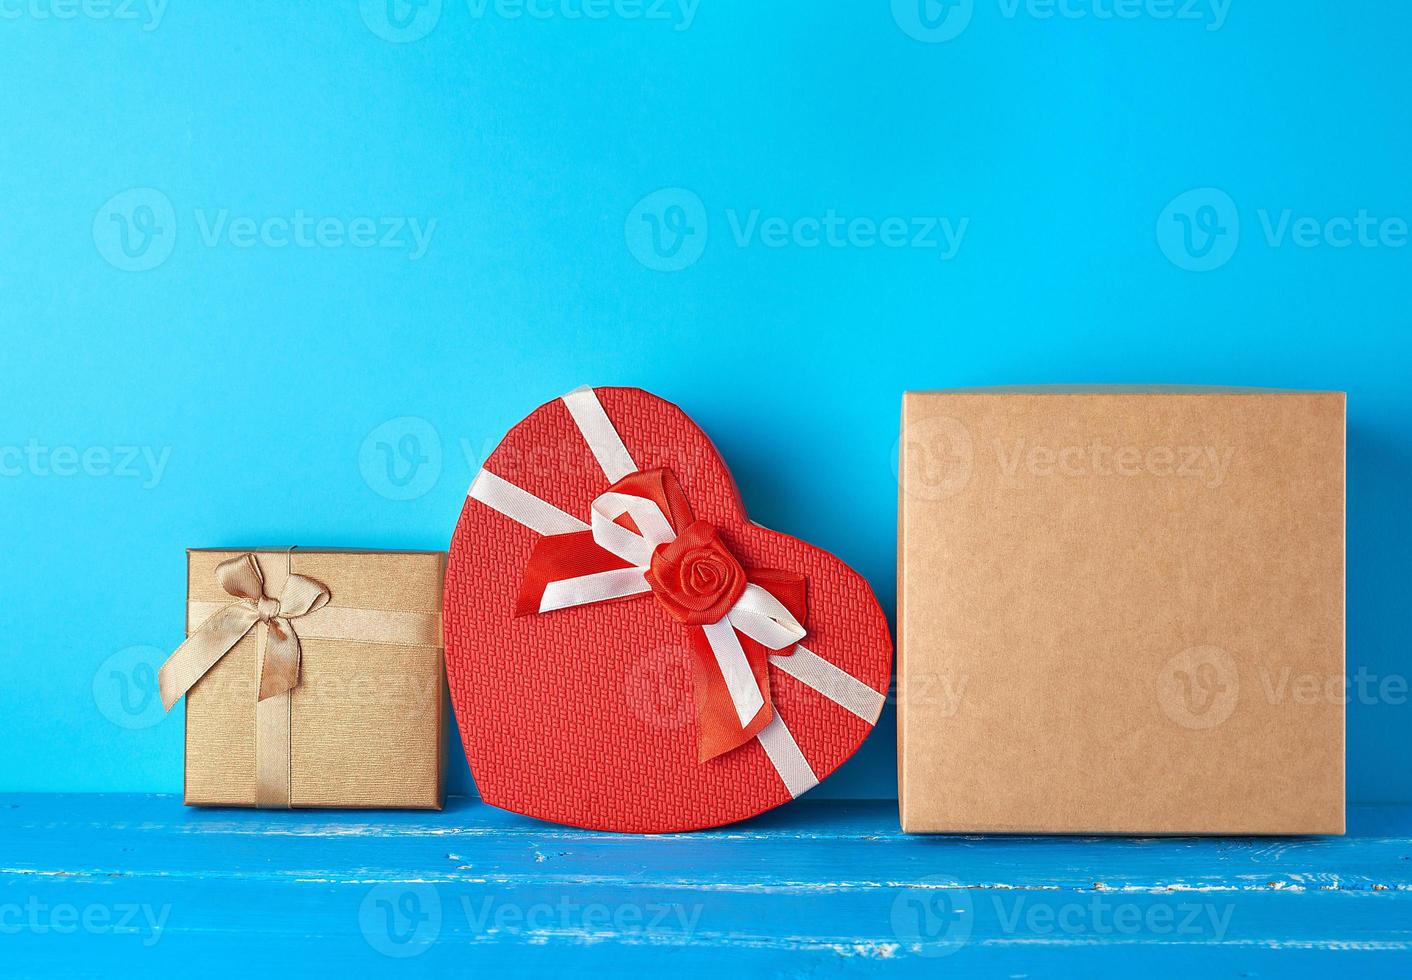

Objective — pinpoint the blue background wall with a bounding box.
[2,1,1407,801]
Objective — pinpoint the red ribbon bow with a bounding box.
[515,469,807,762]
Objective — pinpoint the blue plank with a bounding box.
[0,795,1409,978]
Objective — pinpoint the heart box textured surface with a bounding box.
[445,386,892,832]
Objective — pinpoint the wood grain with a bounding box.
[1,796,1408,977]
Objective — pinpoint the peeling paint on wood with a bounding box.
[1,795,1409,977]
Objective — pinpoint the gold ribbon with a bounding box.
[160,553,332,809]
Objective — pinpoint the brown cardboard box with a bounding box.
[183,548,446,809]
[897,387,1345,834]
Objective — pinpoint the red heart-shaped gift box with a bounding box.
[445,387,892,832]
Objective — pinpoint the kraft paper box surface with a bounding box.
[183,548,447,809]
[897,387,1345,835]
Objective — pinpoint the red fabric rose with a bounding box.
[645,520,747,626]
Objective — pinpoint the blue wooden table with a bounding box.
[3,795,1409,977]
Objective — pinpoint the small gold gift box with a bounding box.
[162,548,446,809]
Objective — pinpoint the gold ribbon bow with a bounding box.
[159,553,332,808]
[160,553,331,709]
